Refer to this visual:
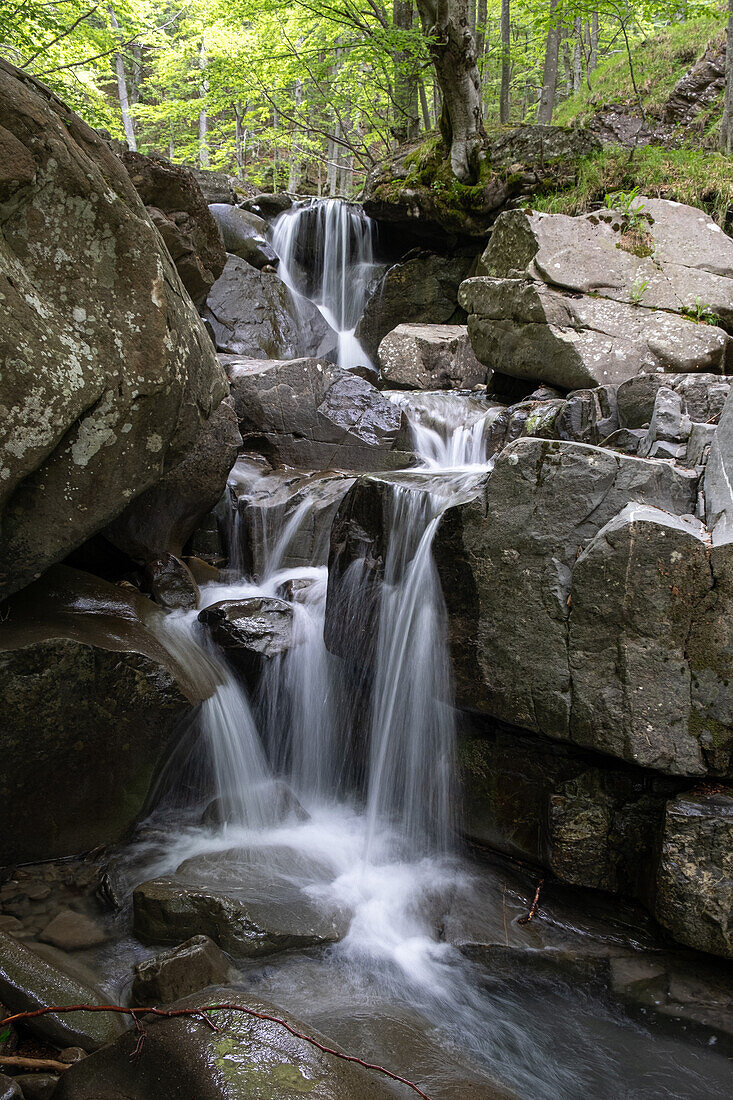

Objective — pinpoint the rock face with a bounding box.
[118,150,226,305]
[461,201,733,390]
[0,60,228,600]
[378,324,488,390]
[54,988,395,1100]
[228,358,410,471]
[203,255,334,359]
[355,252,474,362]
[0,932,126,1051]
[208,204,278,269]
[0,566,217,863]
[105,397,241,561]
[459,719,679,904]
[655,791,733,959]
[198,597,293,685]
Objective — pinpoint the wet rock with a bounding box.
[38,910,109,952]
[459,718,678,903]
[198,598,292,660]
[460,276,731,391]
[118,150,226,305]
[0,566,215,863]
[208,204,278,269]
[430,440,707,772]
[241,192,294,217]
[377,323,487,391]
[0,932,126,1051]
[133,873,342,958]
[0,60,228,600]
[203,255,335,359]
[131,935,236,1006]
[228,357,410,472]
[655,790,733,959]
[14,1076,57,1100]
[184,557,221,586]
[143,554,199,611]
[105,397,241,562]
[0,1076,22,1100]
[58,1049,87,1065]
[54,986,395,1100]
[356,252,474,362]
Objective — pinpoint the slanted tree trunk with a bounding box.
[198,41,209,168]
[572,16,582,93]
[289,78,303,190]
[499,0,511,123]
[537,0,560,124]
[235,103,247,179]
[416,0,485,182]
[108,6,136,150]
[393,0,420,142]
[722,0,733,153]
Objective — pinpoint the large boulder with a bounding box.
[104,397,241,561]
[118,149,226,305]
[54,987,396,1100]
[460,276,731,391]
[0,566,217,863]
[208,204,278,269]
[377,324,487,391]
[655,791,733,959]
[228,358,410,471]
[355,252,474,363]
[131,936,236,1007]
[461,201,733,390]
[0,60,228,600]
[0,932,126,1051]
[203,255,334,359]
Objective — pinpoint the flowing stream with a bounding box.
[121,201,731,1100]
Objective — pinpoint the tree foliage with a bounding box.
[0,0,726,189]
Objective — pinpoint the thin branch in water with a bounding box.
[517,877,544,924]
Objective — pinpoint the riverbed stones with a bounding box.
[0,932,126,1051]
[203,255,334,359]
[53,988,396,1100]
[131,935,236,1006]
[228,357,410,471]
[38,910,109,951]
[377,323,487,390]
[655,791,733,959]
[460,201,733,391]
[133,875,342,958]
[0,60,228,600]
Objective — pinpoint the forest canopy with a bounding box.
[0,0,728,193]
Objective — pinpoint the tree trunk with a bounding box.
[415,0,485,182]
[198,41,209,168]
[419,79,432,129]
[475,0,486,71]
[108,7,136,151]
[499,0,510,123]
[722,0,733,153]
[537,0,560,124]
[393,0,420,142]
[589,11,599,74]
[289,78,303,191]
[572,16,582,93]
[235,103,246,179]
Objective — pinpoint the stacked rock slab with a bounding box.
[377,323,488,390]
[0,60,228,599]
[459,199,733,390]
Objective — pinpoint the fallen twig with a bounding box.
[0,1054,70,1072]
[0,1003,433,1099]
[517,877,544,925]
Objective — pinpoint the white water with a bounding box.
[128,216,731,1098]
[272,199,380,369]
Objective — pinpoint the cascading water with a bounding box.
[119,224,732,1100]
[272,199,380,370]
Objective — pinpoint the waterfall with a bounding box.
[272,199,380,370]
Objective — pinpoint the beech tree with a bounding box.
[722,0,733,153]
